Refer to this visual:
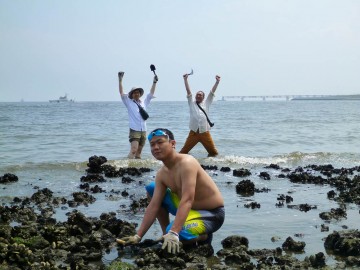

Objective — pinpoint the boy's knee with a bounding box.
[145,181,155,197]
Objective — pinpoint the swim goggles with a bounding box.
[148,130,169,141]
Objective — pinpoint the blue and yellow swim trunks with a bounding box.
[145,181,225,241]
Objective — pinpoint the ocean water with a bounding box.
[1,100,360,265]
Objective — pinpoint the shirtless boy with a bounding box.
[117,128,225,254]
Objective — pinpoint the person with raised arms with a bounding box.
[180,73,221,157]
[118,71,158,159]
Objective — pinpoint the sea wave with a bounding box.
[1,161,88,173]
[200,151,360,169]
[110,158,162,169]
[2,151,359,176]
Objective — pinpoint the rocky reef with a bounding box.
[0,157,359,269]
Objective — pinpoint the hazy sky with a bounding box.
[1,0,359,102]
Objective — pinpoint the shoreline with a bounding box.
[1,156,360,269]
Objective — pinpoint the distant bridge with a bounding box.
[220,94,360,101]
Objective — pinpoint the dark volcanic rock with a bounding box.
[31,188,53,204]
[287,203,317,212]
[67,211,94,235]
[201,164,218,171]
[80,174,106,183]
[282,236,306,252]
[277,194,293,203]
[235,180,255,196]
[288,171,326,184]
[86,155,108,173]
[264,163,281,170]
[233,168,251,177]
[221,235,249,249]
[103,164,123,177]
[244,201,260,209]
[130,197,149,212]
[122,176,136,183]
[220,166,231,172]
[0,173,19,183]
[324,230,360,256]
[69,192,96,207]
[306,252,326,268]
[319,207,347,220]
[2,158,360,269]
[259,171,271,180]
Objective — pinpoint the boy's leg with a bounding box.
[156,206,170,235]
[199,131,218,156]
[145,182,224,245]
[145,182,178,233]
[174,207,225,245]
[179,131,199,154]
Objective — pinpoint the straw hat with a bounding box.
[128,87,144,99]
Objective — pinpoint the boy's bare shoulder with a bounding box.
[156,165,167,175]
[178,153,198,163]
[177,154,202,171]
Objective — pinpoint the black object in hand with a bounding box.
[150,64,157,75]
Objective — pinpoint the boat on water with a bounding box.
[49,94,74,103]
[291,94,360,101]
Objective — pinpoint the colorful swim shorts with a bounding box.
[145,181,225,241]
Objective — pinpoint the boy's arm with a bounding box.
[137,176,166,238]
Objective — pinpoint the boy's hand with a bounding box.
[162,231,180,254]
[116,234,141,245]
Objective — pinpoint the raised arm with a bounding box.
[118,72,125,96]
[183,74,192,96]
[150,75,158,95]
[211,75,221,94]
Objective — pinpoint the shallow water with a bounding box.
[1,100,360,266]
